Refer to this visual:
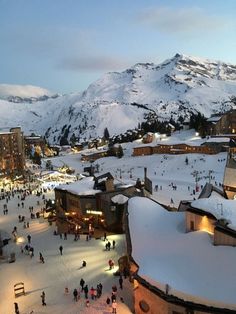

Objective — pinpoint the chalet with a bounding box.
[133,143,219,157]
[223,150,236,199]
[179,183,236,246]
[72,142,84,152]
[206,109,236,136]
[123,196,236,314]
[24,135,45,157]
[142,132,154,144]
[55,173,136,234]
[81,149,108,162]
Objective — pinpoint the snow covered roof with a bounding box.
[204,137,230,143]
[207,116,222,122]
[56,176,101,195]
[0,132,12,135]
[191,197,236,230]
[128,196,236,308]
[24,136,42,139]
[111,194,129,204]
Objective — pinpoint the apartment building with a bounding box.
[0,127,25,177]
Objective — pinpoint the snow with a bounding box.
[43,131,227,209]
[0,84,54,99]
[191,197,236,230]
[128,197,236,309]
[207,116,222,122]
[0,189,133,314]
[0,127,232,312]
[1,54,236,143]
[57,177,101,195]
[111,194,129,204]
[204,137,230,143]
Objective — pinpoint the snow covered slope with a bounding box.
[0,54,236,143]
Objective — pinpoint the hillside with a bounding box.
[0,54,236,144]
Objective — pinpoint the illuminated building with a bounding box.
[0,127,25,177]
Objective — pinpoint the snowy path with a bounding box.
[0,191,133,314]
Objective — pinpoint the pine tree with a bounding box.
[117,145,124,158]
[103,127,110,140]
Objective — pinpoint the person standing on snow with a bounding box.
[41,291,46,306]
[83,285,88,299]
[14,302,20,314]
[27,234,31,243]
[73,288,78,302]
[59,245,63,255]
[112,300,117,313]
[80,278,85,291]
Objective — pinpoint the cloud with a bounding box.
[138,6,230,35]
[57,55,130,72]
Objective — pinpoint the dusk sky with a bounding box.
[1,0,236,94]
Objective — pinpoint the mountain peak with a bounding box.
[1,54,236,144]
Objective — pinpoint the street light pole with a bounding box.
[208,170,213,184]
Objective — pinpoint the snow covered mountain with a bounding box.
[0,84,59,103]
[0,54,236,144]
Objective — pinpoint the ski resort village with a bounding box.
[1,97,236,314]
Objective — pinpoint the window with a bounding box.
[110,205,116,212]
[139,300,150,313]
